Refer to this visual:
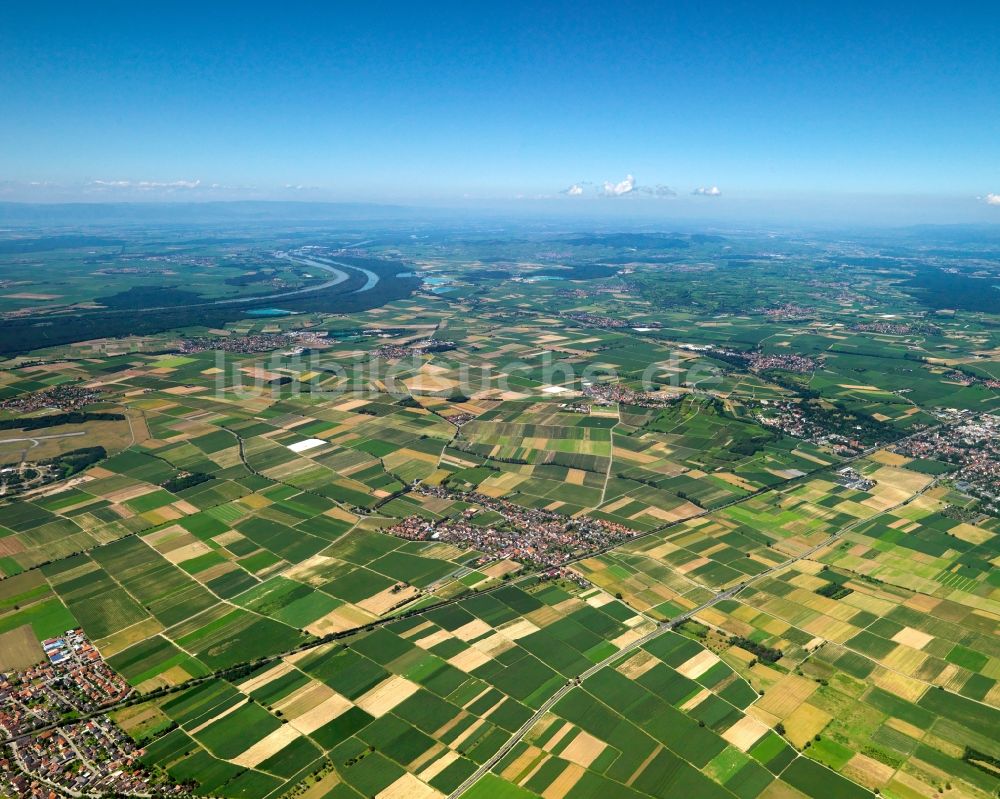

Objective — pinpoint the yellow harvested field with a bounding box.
[885,771,937,799]
[722,715,769,752]
[357,584,420,614]
[542,722,574,752]
[882,646,928,677]
[376,773,443,799]
[237,661,295,694]
[614,447,660,464]
[559,731,606,768]
[276,681,336,718]
[162,540,213,564]
[759,781,815,799]
[676,649,720,679]
[903,593,940,613]
[414,629,453,649]
[212,530,244,547]
[755,674,817,718]
[481,559,521,578]
[611,626,653,650]
[842,753,895,789]
[334,398,371,411]
[526,606,562,628]
[306,605,375,636]
[871,465,934,494]
[949,522,993,545]
[566,468,586,485]
[617,650,658,679]
[433,710,475,742]
[142,524,189,548]
[420,750,461,782]
[231,725,302,768]
[601,496,633,513]
[713,472,759,491]
[472,632,516,657]
[96,618,165,657]
[161,384,208,395]
[453,619,492,641]
[632,502,701,522]
[872,671,927,702]
[869,451,910,466]
[112,704,170,738]
[410,742,446,774]
[679,688,711,712]
[384,448,439,467]
[448,647,493,672]
[172,499,200,515]
[642,541,681,560]
[890,627,934,649]
[676,556,711,575]
[451,718,487,750]
[289,694,353,735]
[299,772,343,799]
[404,374,459,392]
[501,746,544,783]
[584,591,614,608]
[541,762,585,799]
[356,676,420,717]
[498,618,540,640]
[783,703,831,748]
[885,717,926,741]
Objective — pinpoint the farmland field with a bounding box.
[0,225,998,799]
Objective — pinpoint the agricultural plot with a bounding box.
[575,455,931,619]
[821,485,1000,604]
[675,561,1000,798]
[2,228,1000,799]
[133,579,657,798]
[489,629,816,799]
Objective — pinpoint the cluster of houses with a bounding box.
[1,630,182,798]
[4,716,184,798]
[0,386,103,414]
[895,412,1000,511]
[390,485,636,568]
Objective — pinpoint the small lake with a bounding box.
[247,308,297,317]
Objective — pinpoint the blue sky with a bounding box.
[2,1,999,220]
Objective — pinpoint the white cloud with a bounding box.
[692,186,722,197]
[561,175,677,199]
[89,179,202,191]
[985,193,1000,206]
[602,174,637,196]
